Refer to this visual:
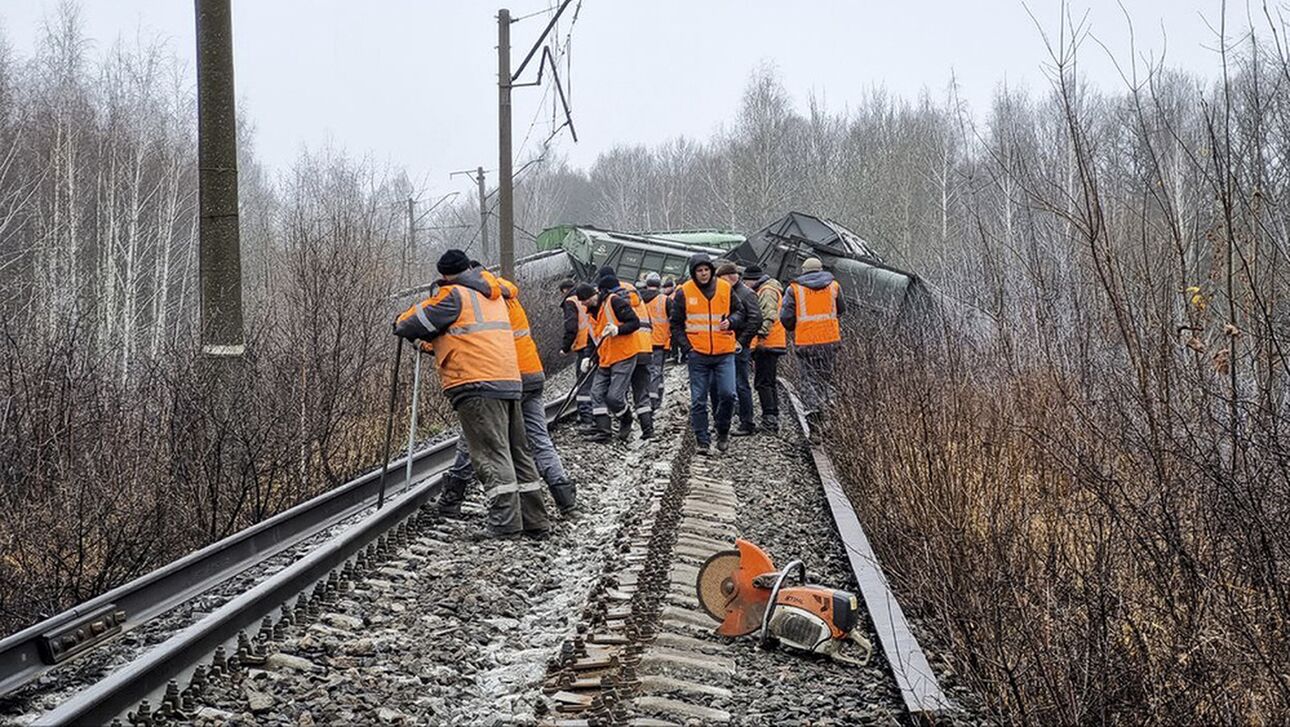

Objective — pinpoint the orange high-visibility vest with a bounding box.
[566,294,591,351]
[790,280,842,347]
[679,279,736,355]
[647,294,671,350]
[752,286,787,352]
[399,283,519,392]
[595,292,641,367]
[627,290,653,355]
[498,277,543,380]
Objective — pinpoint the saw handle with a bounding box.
[759,560,807,649]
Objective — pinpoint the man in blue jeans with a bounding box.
[669,253,748,455]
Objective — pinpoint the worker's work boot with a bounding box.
[716,432,730,453]
[587,414,612,443]
[617,412,633,442]
[638,412,654,441]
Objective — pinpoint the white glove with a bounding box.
[579,357,592,373]
[602,323,619,338]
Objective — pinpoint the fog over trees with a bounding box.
[1,3,1288,722]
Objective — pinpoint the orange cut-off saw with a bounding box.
[696,539,872,665]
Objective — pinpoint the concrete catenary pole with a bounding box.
[475,167,490,262]
[195,0,244,356]
[497,8,514,277]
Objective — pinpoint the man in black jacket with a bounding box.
[716,261,763,436]
[669,254,748,454]
[560,283,597,428]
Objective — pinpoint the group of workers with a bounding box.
[393,248,843,539]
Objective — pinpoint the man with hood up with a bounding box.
[589,270,655,443]
[744,265,787,432]
[780,256,846,435]
[394,249,549,539]
[669,253,747,454]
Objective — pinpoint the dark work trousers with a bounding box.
[733,346,755,429]
[648,347,668,410]
[574,348,595,424]
[687,353,735,446]
[797,344,838,416]
[446,387,575,512]
[752,349,782,424]
[440,396,550,536]
[591,354,654,438]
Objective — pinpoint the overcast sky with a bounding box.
[0,1,1245,196]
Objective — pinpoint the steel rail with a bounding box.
[0,391,567,702]
[781,378,951,719]
[31,395,570,725]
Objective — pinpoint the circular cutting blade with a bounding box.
[696,549,743,622]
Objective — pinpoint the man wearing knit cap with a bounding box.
[560,282,598,428]
[639,272,671,410]
[781,256,846,438]
[717,261,763,436]
[394,249,549,539]
[589,270,654,443]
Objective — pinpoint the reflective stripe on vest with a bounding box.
[680,278,736,355]
[498,277,542,377]
[752,286,787,352]
[628,290,653,355]
[647,294,671,350]
[566,294,591,351]
[418,285,520,391]
[791,281,841,347]
[596,293,640,367]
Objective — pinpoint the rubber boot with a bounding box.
[588,414,612,443]
[549,478,577,514]
[617,411,634,442]
[438,474,469,518]
[638,411,654,440]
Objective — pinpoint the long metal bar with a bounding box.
[509,0,574,82]
[403,354,422,494]
[21,396,573,724]
[781,378,951,719]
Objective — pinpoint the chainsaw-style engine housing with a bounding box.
[696,539,873,665]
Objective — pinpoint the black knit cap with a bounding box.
[574,283,595,301]
[558,278,575,292]
[437,249,470,276]
[596,265,616,280]
[597,273,620,291]
[742,265,764,280]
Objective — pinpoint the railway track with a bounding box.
[4,367,970,726]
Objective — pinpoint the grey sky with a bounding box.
[1,1,1238,195]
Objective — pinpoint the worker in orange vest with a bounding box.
[442,266,577,516]
[639,272,671,411]
[588,270,654,443]
[393,249,549,539]
[780,257,845,435]
[560,282,597,429]
[668,253,750,455]
[744,265,786,432]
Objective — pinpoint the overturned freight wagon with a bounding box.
[731,211,931,320]
[531,225,740,283]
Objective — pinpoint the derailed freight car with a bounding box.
[524,214,932,323]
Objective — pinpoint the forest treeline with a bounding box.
[2,4,1288,723]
